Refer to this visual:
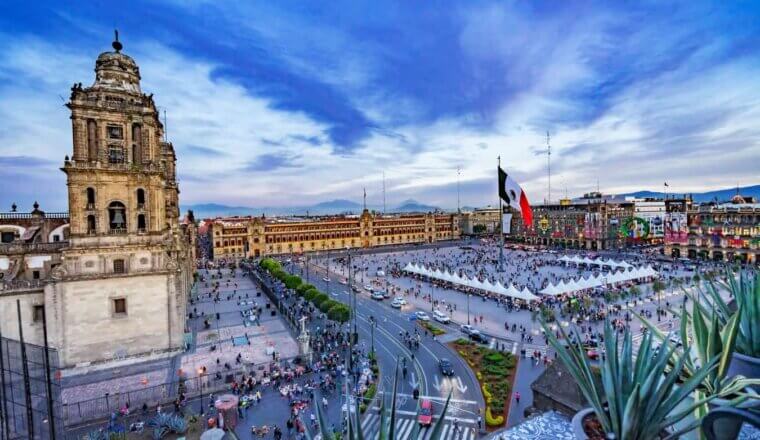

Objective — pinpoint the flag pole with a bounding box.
[498,156,504,272]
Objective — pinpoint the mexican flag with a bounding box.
[498,166,533,227]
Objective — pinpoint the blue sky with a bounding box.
[1,1,759,212]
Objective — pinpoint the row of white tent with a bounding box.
[558,255,634,269]
[540,265,659,296]
[402,262,539,301]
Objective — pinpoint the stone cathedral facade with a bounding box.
[0,36,193,369]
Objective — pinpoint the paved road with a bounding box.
[286,258,486,435]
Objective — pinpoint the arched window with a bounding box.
[108,202,126,232]
[86,188,95,209]
[87,215,96,234]
[136,189,145,209]
[137,214,146,232]
[87,120,98,161]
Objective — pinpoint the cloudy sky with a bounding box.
[1,1,759,212]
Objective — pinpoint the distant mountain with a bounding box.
[184,203,260,218]
[616,184,760,203]
[311,199,362,211]
[184,197,451,219]
[394,199,440,213]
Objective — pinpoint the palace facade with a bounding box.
[0,37,194,369]
[510,193,693,250]
[665,195,759,264]
[206,210,460,259]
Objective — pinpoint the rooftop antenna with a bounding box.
[534,131,552,204]
[547,131,551,204]
[457,166,461,213]
[382,171,386,214]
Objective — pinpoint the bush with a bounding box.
[319,299,339,313]
[284,274,302,289]
[271,268,288,281]
[312,293,329,307]
[485,406,505,426]
[483,352,505,365]
[296,283,315,296]
[304,289,320,301]
[328,304,351,322]
[455,338,471,346]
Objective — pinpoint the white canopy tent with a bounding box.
[402,263,538,301]
[538,265,659,296]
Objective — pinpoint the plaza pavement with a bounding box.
[59,267,306,435]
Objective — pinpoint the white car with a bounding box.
[376,270,386,277]
[391,299,404,308]
[415,311,430,321]
[339,279,348,285]
[460,324,476,335]
[363,284,373,292]
[433,310,450,324]
[393,297,407,305]
[371,291,385,300]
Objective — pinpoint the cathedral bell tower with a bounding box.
[51,32,189,368]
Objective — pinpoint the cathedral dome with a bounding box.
[91,32,142,95]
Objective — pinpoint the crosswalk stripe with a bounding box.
[399,418,414,438]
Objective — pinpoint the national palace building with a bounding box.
[205,210,460,259]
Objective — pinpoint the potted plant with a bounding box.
[544,320,718,439]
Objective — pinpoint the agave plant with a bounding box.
[691,269,760,358]
[637,294,759,403]
[305,361,452,439]
[543,319,719,439]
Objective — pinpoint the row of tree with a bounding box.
[260,258,351,323]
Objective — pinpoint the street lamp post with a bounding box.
[369,315,376,355]
[430,284,435,312]
[467,293,471,325]
[198,368,205,416]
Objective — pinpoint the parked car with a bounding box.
[433,310,450,324]
[376,270,386,277]
[391,299,404,308]
[460,324,477,335]
[418,399,433,426]
[415,311,430,321]
[371,291,385,300]
[439,358,454,376]
[363,284,373,292]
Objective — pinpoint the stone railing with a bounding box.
[0,242,68,255]
[63,160,164,173]
[0,279,47,293]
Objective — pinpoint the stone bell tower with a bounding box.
[47,32,191,368]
